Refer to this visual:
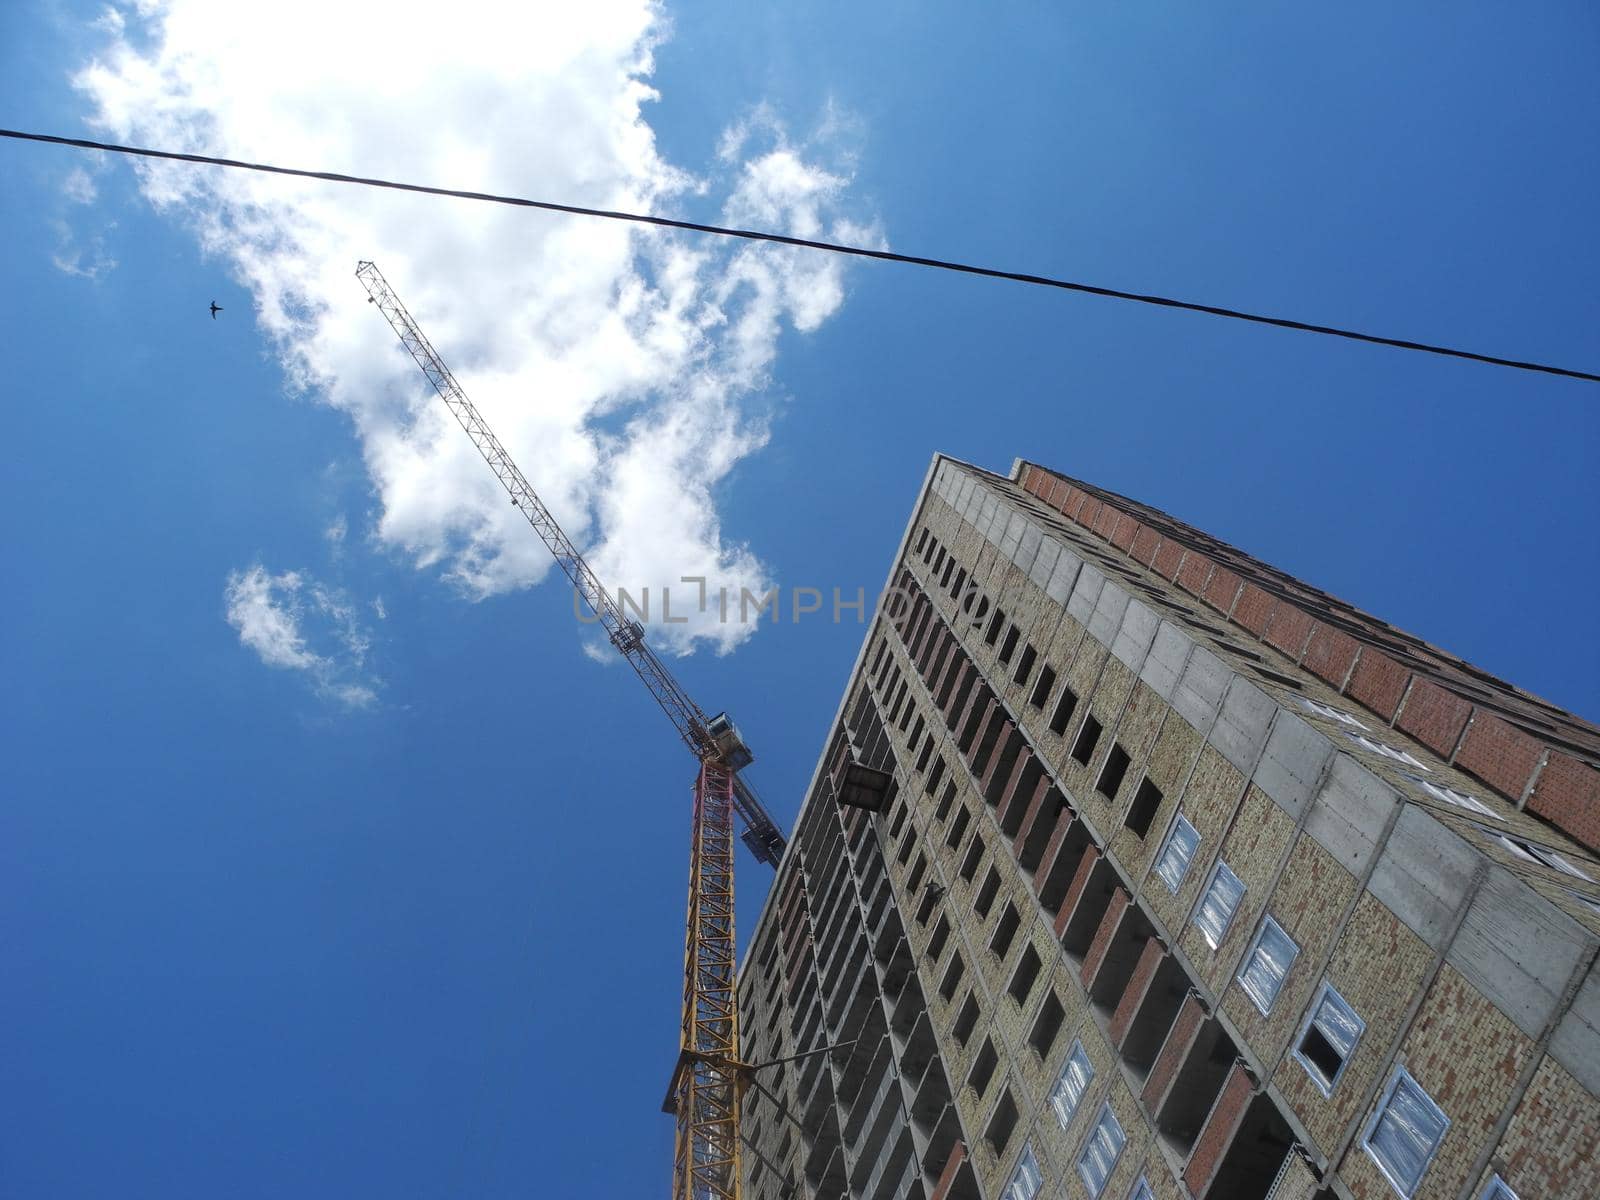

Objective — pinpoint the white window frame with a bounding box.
[1346,731,1430,771]
[1478,1174,1521,1200]
[1293,981,1365,1095]
[1153,813,1200,893]
[1076,1102,1126,1198]
[1193,860,1246,950]
[1362,1066,1450,1198]
[1493,833,1597,882]
[1002,1143,1041,1200]
[1300,695,1368,729]
[1049,1039,1095,1128]
[1236,915,1300,1014]
[1406,772,1499,820]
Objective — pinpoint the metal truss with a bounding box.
[670,760,741,1200]
[354,260,784,864]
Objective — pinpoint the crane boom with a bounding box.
[359,260,777,1199]
[355,260,784,865]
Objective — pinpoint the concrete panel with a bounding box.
[1253,711,1335,821]
[1045,551,1082,607]
[1208,676,1276,776]
[1088,579,1132,648]
[1001,512,1026,557]
[1304,754,1398,878]
[978,505,999,541]
[1029,537,1060,591]
[1367,804,1479,951]
[1447,864,1594,1040]
[1014,524,1043,578]
[1550,964,1600,1096]
[1067,563,1106,626]
[972,505,998,544]
[1139,621,1195,702]
[1110,598,1160,673]
[1171,645,1230,732]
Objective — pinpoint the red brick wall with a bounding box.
[1142,992,1206,1113]
[1014,461,1600,853]
[1109,937,1167,1047]
[1080,887,1132,989]
[929,1140,968,1200]
[1052,843,1104,938]
[1183,1062,1255,1197]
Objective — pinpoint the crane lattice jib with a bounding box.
[354,261,784,866]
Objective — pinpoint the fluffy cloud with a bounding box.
[224,565,379,708]
[74,0,876,656]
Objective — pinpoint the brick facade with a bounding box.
[736,456,1600,1200]
[1016,461,1600,855]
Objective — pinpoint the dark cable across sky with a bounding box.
[3,125,1595,385]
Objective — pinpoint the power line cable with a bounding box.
[4,125,1596,385]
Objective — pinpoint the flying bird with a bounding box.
[209,301,223,319]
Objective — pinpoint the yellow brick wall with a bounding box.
[1492,1054,1600,1198]
[1178,784,1295,996]
[1337,963,1535,1200]
[1273,892,1434,1156]
[1220,832,1359,1067]
[1143,744,1247,936]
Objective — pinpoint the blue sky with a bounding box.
[3,3,1597,1197]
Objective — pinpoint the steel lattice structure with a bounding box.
[354,262,784,866]
[356,262,774,1199]
[670,760,742,1199]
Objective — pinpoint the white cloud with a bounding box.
[223,564,379,708]
[51,222,119,279]
[324,513,347,552]
[62,167,99,205]
[580,639,615,665]
[75,0,876,657]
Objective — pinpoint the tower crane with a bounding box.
[356,261,783,1199]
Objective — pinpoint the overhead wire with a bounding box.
[3,125,1596,385]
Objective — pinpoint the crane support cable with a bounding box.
[4,125,1596,385]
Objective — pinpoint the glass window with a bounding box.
[1002,1144,1041,1200]
[1408,773,1498,820]
[1346,731,1429,771]
[1049,1040,1095,1128]
[1363,1067,1449,1197]
[1492,834,1596,882]
[1237,916,1300,1014]
[1193,861,1245,949]
[1478,1175,1520,1200]
[1128,1179,1154,1200]
[1300,696,1368,729]
[1154,814,1200,893]
[1077,1104,1125,1197]
[1295,982,1365,1094]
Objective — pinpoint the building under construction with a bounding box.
[736,455,1600,1200]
